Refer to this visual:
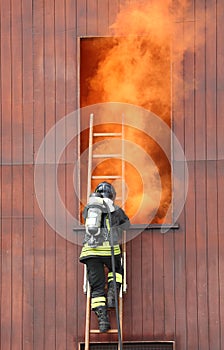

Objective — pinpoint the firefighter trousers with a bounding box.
[85,255,122,309]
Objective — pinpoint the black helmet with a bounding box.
[95,182,116,200]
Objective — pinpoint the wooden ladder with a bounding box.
[84,113,127,350]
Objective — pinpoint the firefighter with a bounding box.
[79,182,130,333]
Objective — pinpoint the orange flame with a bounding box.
[80,0,192,223]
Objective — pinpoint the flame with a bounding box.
[80,0,192,223]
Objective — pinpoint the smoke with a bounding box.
[86,0,194,117]
[87,1,175,123]
[81,0,193,223]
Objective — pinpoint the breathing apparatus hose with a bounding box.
[103,200,123,350]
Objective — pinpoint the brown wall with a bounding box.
[1,0,224,349]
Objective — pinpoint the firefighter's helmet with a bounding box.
[95,182,116,201]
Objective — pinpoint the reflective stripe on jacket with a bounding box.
[79,242,121,261]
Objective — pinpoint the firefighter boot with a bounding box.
[107,282,120,309]
[94,306,111,333]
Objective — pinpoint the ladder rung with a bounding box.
[93,133,122,137]
[90,329,118,334]
[93,154,121,158]
[91,176,122,179]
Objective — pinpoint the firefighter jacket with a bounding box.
[79,204,130,262]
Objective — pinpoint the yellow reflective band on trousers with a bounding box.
[108,272,122,284]
[91,296,106,309]
[79,243,121,259]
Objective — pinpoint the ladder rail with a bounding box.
[121,113,127,294]
[83,112,94,295]
[84,284,91,350]
[84,113,94,350]
[87,113,94,199]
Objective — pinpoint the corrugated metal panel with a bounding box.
[79,341,175,350]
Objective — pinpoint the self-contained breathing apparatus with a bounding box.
[85,192,115,247]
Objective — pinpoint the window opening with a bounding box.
[79,36,171,225]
